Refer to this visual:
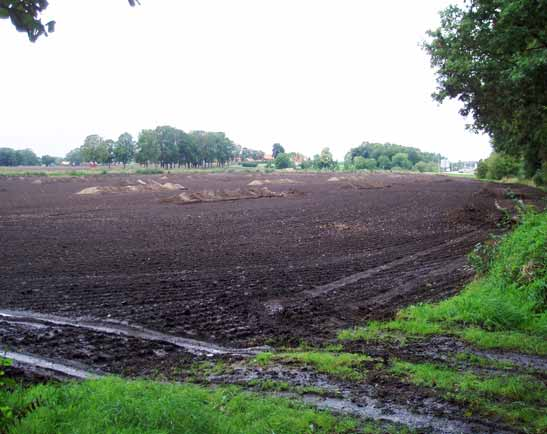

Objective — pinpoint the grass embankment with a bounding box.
[334,209,547,432]
[339,209,547,355]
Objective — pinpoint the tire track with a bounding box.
[0,309,269,356]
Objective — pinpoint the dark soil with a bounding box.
[1,172,544,349]
[2,172,545,433]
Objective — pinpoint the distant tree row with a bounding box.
[345,142,442,172]
[67,127,242,169]
[0,147,59,167]
[476,152,547,186]
[241,148,265,161]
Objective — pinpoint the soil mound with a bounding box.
[76,181,186,195]
[161,187,298,205]
[248,178,297,186]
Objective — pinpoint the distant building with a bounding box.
[443,160,478,173]
[440,158,450,172]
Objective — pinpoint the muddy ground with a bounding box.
[1,172,545,433]
[1,172,544,348]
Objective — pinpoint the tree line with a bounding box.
[344,142,442,172]
[0,147,58,167]
[66,126,246,169]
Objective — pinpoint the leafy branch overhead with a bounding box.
[0,0,139,42]
[424,0,547,177]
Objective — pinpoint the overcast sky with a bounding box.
[0,0,492,161]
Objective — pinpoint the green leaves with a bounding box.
[425,0,547,176]
[2,0,138,42]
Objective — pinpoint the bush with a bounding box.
[532,164,547,187]
[414,161,438,173]
[484,153,521,180]
[241,162,258,168]
[274,153,292,169]
[476,159,489,179]
[353,156,377,171]
[300,159,313,170]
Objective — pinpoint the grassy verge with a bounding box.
[255,351,372,381]
[339,210,547,355]
[0,377,362,434]
[391,360,547,432]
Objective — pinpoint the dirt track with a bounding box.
[1,172,543,350]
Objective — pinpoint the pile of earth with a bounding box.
[327,175,391,190]
[247,178,298,186]
[161,187,299,204]
[76,180,186,195]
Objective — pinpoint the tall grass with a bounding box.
[1,377,358,434]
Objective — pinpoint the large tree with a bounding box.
[0,1,138,42]
[81,134,103,164]
[425,0,547,176]
[114,132,135,168]
[272,143,285,159]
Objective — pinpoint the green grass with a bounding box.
[134,168,165,175]
[454,352,516,370]
[255,351,372,381]
[338,210,547,355]
[391,360,547,432]
[1,377,361,434]
[247,379,331,396]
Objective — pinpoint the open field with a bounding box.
[1,172,546,433]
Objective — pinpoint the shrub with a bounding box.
[274,153,292,169]
[353,156,377,171]
[241,162,258,168]
[532,164,547,187]
[485,153,521,180]
[476,159,489,179]
[300,159,313,170]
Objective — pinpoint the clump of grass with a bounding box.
[459,328,547,355]
[339,210,547,354]
[255,351,372,381]
[1,377,360,434]
[454,352,516,370]
[135,168,164,175]
[390,360,546,431]
[338,319,442,343]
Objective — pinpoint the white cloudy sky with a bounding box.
[0,0,492,161]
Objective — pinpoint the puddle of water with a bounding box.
[300,395,508,434]
[1,348,99,380]
[471,349,547,371]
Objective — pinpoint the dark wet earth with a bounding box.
[1,172,546,433]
